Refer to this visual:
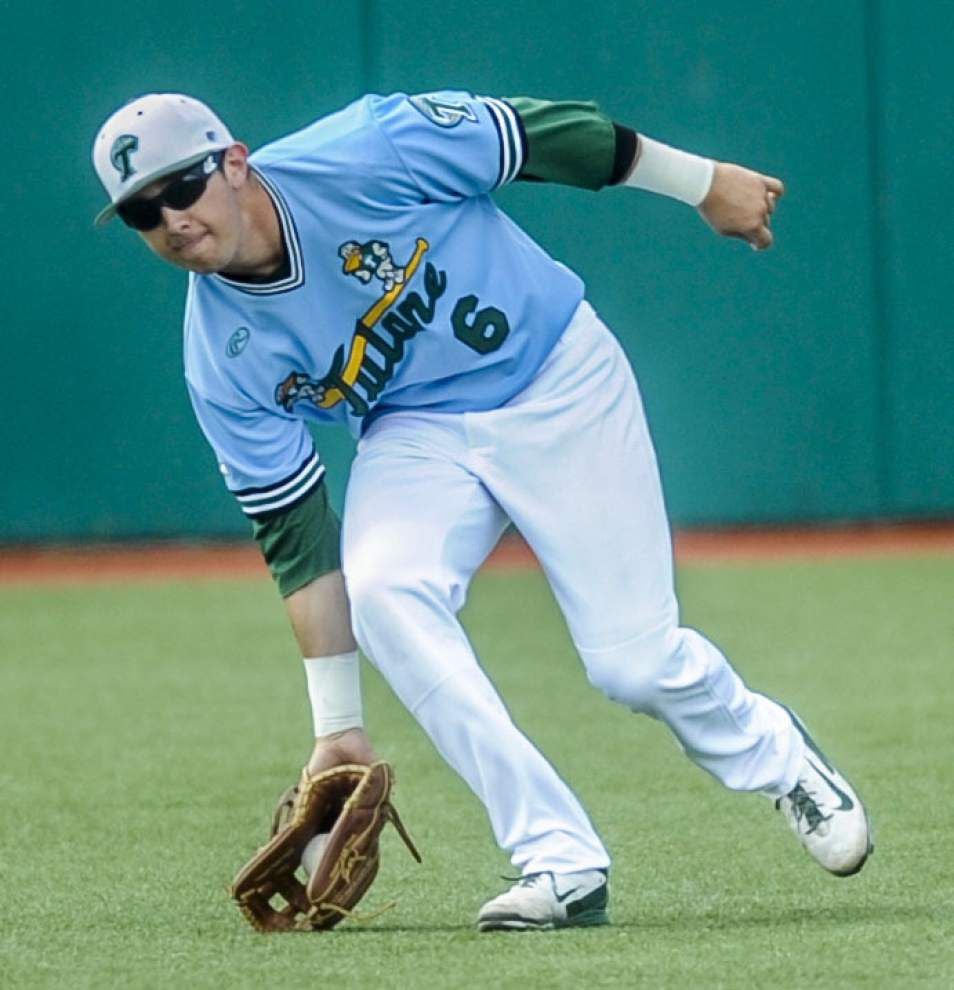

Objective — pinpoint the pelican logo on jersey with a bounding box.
[275,237,447,418]
[409,95,479,128]
[339,240,406,292]
[110,134,139,182]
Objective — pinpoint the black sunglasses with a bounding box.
[117,151,225,231]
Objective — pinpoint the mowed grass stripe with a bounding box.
[0,557,952,988]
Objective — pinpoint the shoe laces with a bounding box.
[520,873,550,889]
[787,782,832,835]
[499,872,550,889]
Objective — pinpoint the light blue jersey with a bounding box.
[184,91,584,517]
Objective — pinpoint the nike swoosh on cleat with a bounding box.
[554,885,582,903]
[807,758,855,812]
[785,705,838,774]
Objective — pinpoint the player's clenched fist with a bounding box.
[698,162,784,251]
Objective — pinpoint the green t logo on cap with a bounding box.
[110,134,139,182]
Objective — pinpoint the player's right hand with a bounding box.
[306,727,378,774]
[698,162,784,251]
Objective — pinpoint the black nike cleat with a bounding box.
[777,709,873,876]
[477,869,609,931]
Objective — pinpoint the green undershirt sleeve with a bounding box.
[251,480,342,598]
[506,97,637,191]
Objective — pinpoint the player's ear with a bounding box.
[221,142,250,189]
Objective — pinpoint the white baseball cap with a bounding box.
[92,93,234,226]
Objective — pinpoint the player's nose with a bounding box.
[159,204,191,231]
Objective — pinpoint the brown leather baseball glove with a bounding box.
[230,761,421,932]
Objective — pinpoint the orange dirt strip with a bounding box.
[1,523,952,586]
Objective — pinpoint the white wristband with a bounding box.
[303,651,364,737]
[623,135,715,206]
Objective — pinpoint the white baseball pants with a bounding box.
[342,301,803,875]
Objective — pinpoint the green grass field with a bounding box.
[1,555,952,988]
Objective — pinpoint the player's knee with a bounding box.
[344,548,447,624]
[344,562,402,619]
[582,623,684,713]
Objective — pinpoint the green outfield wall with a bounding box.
[2,1,951,541]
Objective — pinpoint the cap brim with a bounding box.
[94,202,120,227]
[92,148,223,227]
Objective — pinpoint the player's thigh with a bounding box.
[342,416,508,612]
[481,308,678,652]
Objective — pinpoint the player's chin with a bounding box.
[167,238,222,274]
[184,257,222,275]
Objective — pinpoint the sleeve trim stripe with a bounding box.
[502,98,529,177]
[482,97,524,187]
[233,450,319,501]
[484,99,507,189]
[240,463,326,517]
[485,100,514,186]
[495,98,524,182]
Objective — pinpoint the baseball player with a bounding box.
[92,90,872,931]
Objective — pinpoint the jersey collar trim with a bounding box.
[212,167,305,296]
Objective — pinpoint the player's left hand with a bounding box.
[698,162,784,251]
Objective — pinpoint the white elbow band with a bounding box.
[303,651,364,737]
[623,135,715,206]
